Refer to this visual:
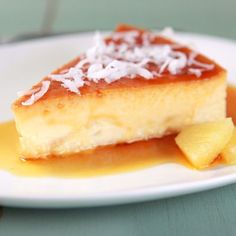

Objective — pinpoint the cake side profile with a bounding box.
[12,25,227,158]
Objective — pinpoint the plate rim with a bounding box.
[1,171,236,208]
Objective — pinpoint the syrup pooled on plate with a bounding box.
[0,86,235,177]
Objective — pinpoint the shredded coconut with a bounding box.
[188,51,215,70]
[20,28,215,106]
[158,27,175,38]
[188,68,202,77]
[21,81,51,106]
[17,88,40,97]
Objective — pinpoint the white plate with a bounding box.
[1,31,236,208]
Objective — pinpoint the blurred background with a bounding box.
[0,0,235,41]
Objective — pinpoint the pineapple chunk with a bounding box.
[221,128,236,164]
[175,118,234,169]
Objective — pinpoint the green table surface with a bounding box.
[1,0,236,235]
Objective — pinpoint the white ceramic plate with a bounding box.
[1,31,236,208]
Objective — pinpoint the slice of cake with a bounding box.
[12,25,227,158]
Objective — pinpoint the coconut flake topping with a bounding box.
[21,28,215,106]
[21,81,51,106]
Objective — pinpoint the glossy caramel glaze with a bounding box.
[14,25,225,108]
[1,85,235,178]
[227,86,236,124]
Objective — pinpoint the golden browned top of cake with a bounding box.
[14,24,225,108]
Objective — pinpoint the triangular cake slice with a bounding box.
[12,25,227,158]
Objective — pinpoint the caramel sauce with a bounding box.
[0,123,190,177]
[1,85,236,178]
[227,86,236,124]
